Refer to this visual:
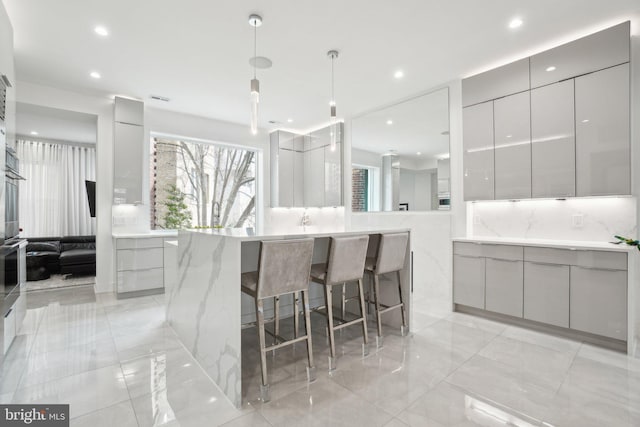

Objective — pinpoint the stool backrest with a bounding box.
[257,238,314,299]
[326,235,370,285]
[375,232,409,274]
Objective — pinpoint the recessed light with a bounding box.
[386,120,393,125]
[30,131,38,136]
[90,71,101,79]
[393,70,404,79]
[416,152,422,155]
[94,26,109,37]
[582,119,589,123]
[287,118,293,123]
[546,66,556,72]
[506,134,513,138]
[508,18,523,29]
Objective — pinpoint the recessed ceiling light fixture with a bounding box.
[416,152,422,155]
[546,66,556,72]
[328,49,340,152]
[30,131,38,136]
[386,120,393,125]
[287,118,293,123]
[249,14,262,135]
[394,70,404,79]
[90,71,101,79]
[94,26,109,37]
[508,18,523,29]
[582,119,589,123]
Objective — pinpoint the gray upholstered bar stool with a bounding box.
[241,238,316,402]
[310,235,370,371]
[365,232,409,346]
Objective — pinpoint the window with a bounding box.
[150,136,257,229]
[351,165,380,212]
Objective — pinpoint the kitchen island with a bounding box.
[166,226,411,407]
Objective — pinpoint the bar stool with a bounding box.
[241,238,315,402]
[365,232,409,346]
[310,235,370,371]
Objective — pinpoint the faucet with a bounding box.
[213,202,221,227]
[301,210,310,226]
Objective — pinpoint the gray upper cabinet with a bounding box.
[494,92,531,199]
[531,80,575,198]
[575,63,630,196]
[462,58,529,107]
[463,102,494,201]
[114,96,144,126]
[530,22,630,88]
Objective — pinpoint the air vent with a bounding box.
[268,120,281,124]
[150,95,170,102]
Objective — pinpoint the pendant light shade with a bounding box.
[328,50,339,152]
[249,14,262,135]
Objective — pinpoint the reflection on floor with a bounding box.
[26,274,96,292]
[1,286,639,426]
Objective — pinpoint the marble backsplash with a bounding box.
[264,207,345,233]
[469,197,637,242]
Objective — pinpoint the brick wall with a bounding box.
[352,168,367,212]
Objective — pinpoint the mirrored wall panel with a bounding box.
[351,88,450,212]
[270,123,343,208]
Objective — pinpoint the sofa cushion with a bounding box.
[59,248,96,266]
[26,241,61,254]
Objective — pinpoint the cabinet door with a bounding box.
[277,148,294,207]
[523,262,569,327]
[530,22,629,88]
[114,122,144,204]
[494,92,531,199]
[570,266,627,340]
[463,102,494,201]
[304,145,324,207]
[324,142,342,206]
[575,63,630,196]
[453,255,485,309]
[485,258,523,317]
[531,80,575,198]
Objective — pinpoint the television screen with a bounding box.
[85,180,96,218]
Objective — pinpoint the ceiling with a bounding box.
[352,87,449,160]
[16,103,97,143]
[3,1,639,134]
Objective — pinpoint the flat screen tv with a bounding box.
[85,180,96,218]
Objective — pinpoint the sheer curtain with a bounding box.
[17,139,96,237]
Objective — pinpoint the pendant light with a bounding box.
[327,50,339,151]
[249,14,262,135]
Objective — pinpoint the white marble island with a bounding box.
[166,226,412,407]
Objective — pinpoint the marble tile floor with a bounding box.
[1,286,639,426]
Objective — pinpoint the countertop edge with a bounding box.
[453,237,635,252]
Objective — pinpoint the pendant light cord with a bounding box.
[253,23,257,79]
[331,55,334,103]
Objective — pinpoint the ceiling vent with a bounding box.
[150,95,170,102]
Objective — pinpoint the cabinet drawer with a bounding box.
[117,268,164,293]
[524,247,575,265]
[453,242,483,257]
[573,250,627,271]
[117,248,163,271]
[482,244,523,261]
[116,237,164,250]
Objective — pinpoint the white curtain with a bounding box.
[16,139,96,237]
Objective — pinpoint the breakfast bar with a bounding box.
[166,226,412,407]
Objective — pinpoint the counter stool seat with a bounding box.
[310,235,370,371]
[241,238,316,403]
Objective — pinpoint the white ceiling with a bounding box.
[4,0,639,134]
[16,103,97,143]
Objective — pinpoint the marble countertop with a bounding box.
[182,225,411,241]
[453,236,635,252]
[112,230,178,238]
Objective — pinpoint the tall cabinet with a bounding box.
[462,21,630,201]
[113,97,144,204]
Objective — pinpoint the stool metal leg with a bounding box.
[357,278,369,356]
[274,296,280,345]
[293,291,300,339]
[301,290,316,382]
[397,270,408,336]
[255,298,270,402]
[373,273,384,347]
[341,283,346,321]
[324,285,337,371]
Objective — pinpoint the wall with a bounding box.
[0,2,14,240]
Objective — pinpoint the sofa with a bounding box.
[26,236,96,277]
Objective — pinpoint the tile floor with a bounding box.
[1,286,639,426]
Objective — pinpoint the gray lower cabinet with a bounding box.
[524,262,570,327]
[570,266,627,340]
[453,255,485,309]
[485,258,523,317]
[575,63,630,196]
